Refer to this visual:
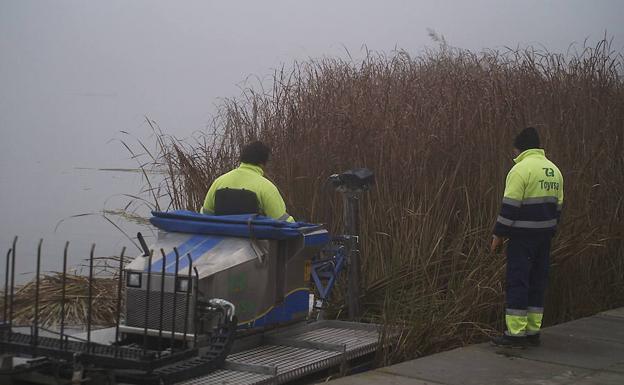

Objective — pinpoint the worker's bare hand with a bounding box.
[490,235,504,253]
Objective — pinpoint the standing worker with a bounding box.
[491,127,564,348]
[201,141,294,222]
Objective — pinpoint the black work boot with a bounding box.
[490,334,527,349]
[526,333,541,347]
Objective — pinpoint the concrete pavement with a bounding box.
[329,308,624,385]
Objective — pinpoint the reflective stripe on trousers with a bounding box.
[505,308,527,336]
[527,307,544,335]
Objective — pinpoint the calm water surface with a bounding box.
[0,131,168,283]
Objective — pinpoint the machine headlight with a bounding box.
[176,277,191,293]
[127,272,142,288]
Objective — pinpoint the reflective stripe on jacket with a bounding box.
[494,149,563,237]
[201,163,294,222]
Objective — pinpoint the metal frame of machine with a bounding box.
[0,237,238,384]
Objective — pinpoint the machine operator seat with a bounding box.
[214,188,260,216]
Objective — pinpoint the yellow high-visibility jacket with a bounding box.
[201,163,294,222]
[494,149,563,237]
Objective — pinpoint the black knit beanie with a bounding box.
[513,127,540,151]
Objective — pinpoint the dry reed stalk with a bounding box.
[0,273,120,328]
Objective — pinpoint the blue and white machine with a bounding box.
[120,210,334,341]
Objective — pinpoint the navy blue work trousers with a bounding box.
[506,235,552,310]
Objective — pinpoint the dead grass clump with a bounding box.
[1,273,119,328]
[145,39,624,361]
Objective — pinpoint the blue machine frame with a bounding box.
[311,242,347,303]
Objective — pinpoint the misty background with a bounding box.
[1,0,622,277]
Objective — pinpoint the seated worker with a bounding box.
[200,141,294,222]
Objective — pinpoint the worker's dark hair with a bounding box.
[240,141,271,165]
[513,127,540,151]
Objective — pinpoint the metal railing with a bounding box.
[0,236,203,373]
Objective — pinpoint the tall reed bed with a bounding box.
[150,40,624,360]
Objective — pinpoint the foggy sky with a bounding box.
[0,0,622,272]
[2,1,622,160]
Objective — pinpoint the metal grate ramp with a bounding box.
[178,320,381,385]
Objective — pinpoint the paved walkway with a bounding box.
[330,308,624,385]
